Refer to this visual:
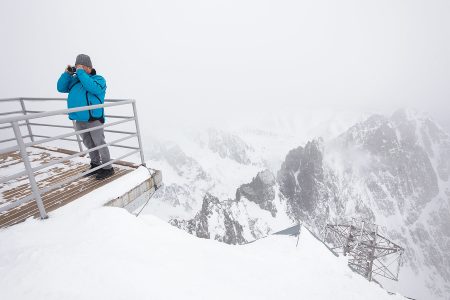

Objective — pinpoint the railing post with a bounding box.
[19,98,35,142]
[72,120,84,153]
[131,101,146,166]
[11,121,48,219]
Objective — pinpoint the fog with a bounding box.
[1,2,449,299]
[1,0,449,131]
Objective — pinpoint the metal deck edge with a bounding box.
[104,170,162,212]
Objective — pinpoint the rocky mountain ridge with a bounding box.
[276,109,450,299]
[167,109,449,299]
[170,170,291,244]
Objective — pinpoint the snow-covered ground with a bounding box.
[0,168,404,300]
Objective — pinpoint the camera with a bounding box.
[67,66,77,74]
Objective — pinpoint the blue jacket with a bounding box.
[57,69,107,122]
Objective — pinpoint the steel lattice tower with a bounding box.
[323,218,404,282]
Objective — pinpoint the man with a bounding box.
[57,54,114,180]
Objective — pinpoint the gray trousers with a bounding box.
[75,120,112,169]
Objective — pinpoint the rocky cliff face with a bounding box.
[277,139,343,228]
[146,129,267,220]
[199,128,256,165]
[170,193,247,245]
[148,142,211,214]
[170,170,291,244]
[236,170,277,217]
[277,109,450,299]
[149,109,449,299]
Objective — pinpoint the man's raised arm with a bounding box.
[57,70,74,93]
[76,69,106,96]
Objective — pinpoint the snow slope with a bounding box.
[143,108,450,299]
[0,169,404,300]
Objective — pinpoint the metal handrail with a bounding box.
[0,118,134,155]
[0,97,132,103]
[0,97,146,220]
[0,100,134,124]
[0,110,23,116]
[0,123,27,130]
[27,122,136,135]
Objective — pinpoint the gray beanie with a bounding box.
[75,54,92,68]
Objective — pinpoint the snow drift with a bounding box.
[0,167,404,299]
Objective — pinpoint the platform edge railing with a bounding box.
[0,97,146,220]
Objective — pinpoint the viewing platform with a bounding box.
[0,97,162,229]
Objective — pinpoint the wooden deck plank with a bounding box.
[0,147,135,228]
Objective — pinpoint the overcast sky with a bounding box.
[1,0,449,131]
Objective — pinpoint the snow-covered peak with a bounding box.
[278,110,450,299]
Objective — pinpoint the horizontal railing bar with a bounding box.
[0,122,27,130]
[24,118,134,148]
[15,97,133,102]
[15,97,67,101]
[104,115,134,119]
[33,134,137,174]
[62,137,81,143]
[110,144,139,150]
[0,100,135,124]
[104,129,136,135]
[28,122,73,129]
[0,136,20,144]
[104,99,132,102]
[0,97,21,102]
[39,149,140,195]
[0,111,23,116]
[0,124,12,130]
[8,123,136,134]
[25,110,46,114]
[0,118,133,155]
[33,135,83,143]
[0,135,31,144]
[0,193,35,213]
[28,124,136,133]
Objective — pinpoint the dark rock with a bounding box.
[170,193,247,245]
[236,169,277,216]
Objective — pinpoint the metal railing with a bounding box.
[0,97,146,219]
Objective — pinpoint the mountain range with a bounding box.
[143,109,450,299]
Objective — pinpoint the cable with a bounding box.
[134,193,151,217]
[134,164,161,217]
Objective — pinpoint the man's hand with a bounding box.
[75,64,92,74]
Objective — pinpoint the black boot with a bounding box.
[95,168,115,180]
[84,163,101,177]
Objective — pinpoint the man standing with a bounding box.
[57,54,114,180]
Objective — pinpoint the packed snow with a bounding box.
[138,109,450,299]
[0,168,404,300]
